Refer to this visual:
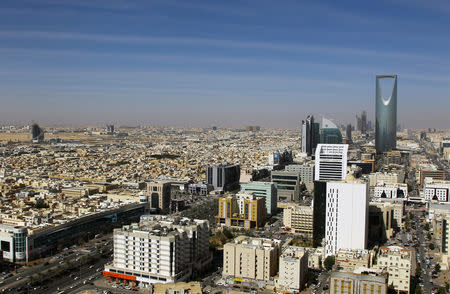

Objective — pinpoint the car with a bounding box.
[16,276,23,281]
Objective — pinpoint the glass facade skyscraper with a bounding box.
[376,75,397,153]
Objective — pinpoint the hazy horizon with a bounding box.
[1,0,450,129]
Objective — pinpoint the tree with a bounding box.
[415,285,422,294]
[429,243,435,250]
[415,267,422,277]
[222,229,233,239]
[437,287,446,294]
[427,233,432,240]
[324,255,335,271]
[435,263,441,273]
[424,223,430,231]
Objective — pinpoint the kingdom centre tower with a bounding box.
[375,75,397,153]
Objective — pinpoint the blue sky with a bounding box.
[1,0,449,128]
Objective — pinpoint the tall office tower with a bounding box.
[103,215,211,287]
[320,118,343,144]
[375,75,398,153]
[206,164,240,192]
[147,180,171,214]
[31,123,44,142]
[106,124,115,135]
[301,115,319,157]
[346,124,352,143]
[361,111,367,134]
[325,180,369,256]
[314,144,348,181]
[312,181,327,247]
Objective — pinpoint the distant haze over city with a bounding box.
[1,0,449,128]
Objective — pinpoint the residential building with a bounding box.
[330,270,388,294]
[103,215,211,288]
[241,181,277,215]
[206,164,240,192]
[335,248,373,272]
[222,236,281,282]
[217,193,266,229]
[314,144,348,181]
[283,204,313,237]
[375,246,411,293]
[278,246,309,292]
[325,179,369,256]
[271,170,301,203]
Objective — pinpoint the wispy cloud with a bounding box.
[0,30,444,63]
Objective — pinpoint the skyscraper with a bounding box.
[320,118,342,144]
[376,75,398,153]
[361,111,367,134]
[314,144,348,181]
[346,124,352,143]
[31,123,44,142]
[325,180,369,256]
[301,115,319,157]
[206,164,240,192]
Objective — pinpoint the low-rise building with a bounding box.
[283,205,313,237]
[373,183,408,199]
[223,236,281,283]
[375,246,411,293]
[329,270,388,294]
[423,179,450,202]
[278,246,309,292]
[335,248,373,272]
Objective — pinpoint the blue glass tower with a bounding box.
[376,75,397,153]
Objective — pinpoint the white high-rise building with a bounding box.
[325,180,369,256]
[315,144,348,181]
[103,215,211,288]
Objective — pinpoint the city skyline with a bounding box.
[1,0,450,128]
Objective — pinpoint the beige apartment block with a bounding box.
[375,246,411,293]
[283,204,313,237]
[278,246,309,292]
[223,236,281,282]
[330,270,388,294]
[335,248,373,272]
